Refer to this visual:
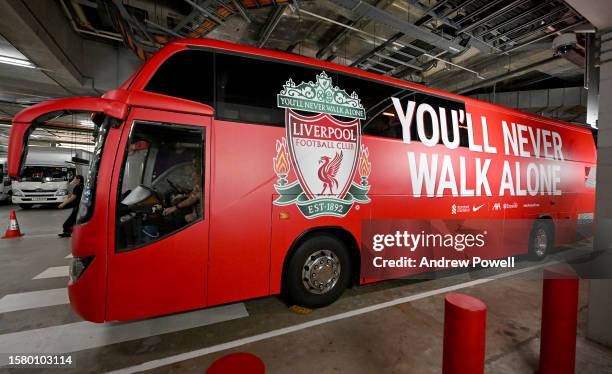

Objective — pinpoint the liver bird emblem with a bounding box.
[318,151,343,195]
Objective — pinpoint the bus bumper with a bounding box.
[12,195,64,205]
[67,227,107,323]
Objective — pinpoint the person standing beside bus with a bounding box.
[58,175,84,238]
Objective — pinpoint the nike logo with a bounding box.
[472,204,486,212]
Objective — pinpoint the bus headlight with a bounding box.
[12,189,23,196]
[69,256,94,283]
[56,189,68,196]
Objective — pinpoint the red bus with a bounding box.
[8,39,596,322]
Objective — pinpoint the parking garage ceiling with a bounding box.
[0,0,594,132]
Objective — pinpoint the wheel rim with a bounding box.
[534,228,548,257]
[302,250,341,295]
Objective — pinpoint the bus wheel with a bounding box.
[285,234,351,308]
[529,220,553,260]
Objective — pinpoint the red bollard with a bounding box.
[539,267,579,374]
[442,293,487,374]
[206,352,265,374]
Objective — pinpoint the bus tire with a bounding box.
[285,234,351,308]
[19,204,32,210]
[529,219,553,260]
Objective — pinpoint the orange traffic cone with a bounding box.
[2,211,23,238]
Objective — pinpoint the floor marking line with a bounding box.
[21,233,62,239]
[107,262,553,374]
[32,266,69,280]
[0,303,249,357]
[0,288,68,314]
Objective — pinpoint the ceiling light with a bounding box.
[0,55,35,69]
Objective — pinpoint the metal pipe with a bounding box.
[405,0,502,53]
[184,0,224,25]
[172,10,199,34]
[366,57,395,70]
[59,0,124,42]
[299,9,483,78]
[439,0,479,18]
[474,1,550,38]
[425,0,449,14]
[490,7,569,43]
[351,33,403,67]
[502,20,588,54]
[374,52,423,70]
[391,48,420,61]
[363,65,387,74]
[257,6,286,48]
[112,0,154,43]
[455,0,505,26]
[215,0,234,15]
[144,19,184,38]
[333,0,465,53]
[232,0,252,23]
[498,15,576,49]
[456,56,560,94]
[460,0,530,34]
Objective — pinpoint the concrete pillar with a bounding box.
[587,28,612,347]
[586,33,599,128]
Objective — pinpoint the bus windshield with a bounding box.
[20,166,74,182]
[76,117,112,224]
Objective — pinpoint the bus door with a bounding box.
[106,107,211,321]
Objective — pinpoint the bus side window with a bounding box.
[215,53,320,127]
[144,50,214,107]
[337,73,413,140]
[366,92,469,147]
[115,122,204,252]
[414,93,469,148]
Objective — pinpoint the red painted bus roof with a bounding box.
[154,38,593,134]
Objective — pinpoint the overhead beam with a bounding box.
[455,0,505,27]
[257,6,286,48]
[183,0,224,25]
[490,7,569,44]
[331,0,466,54]
[474,1,550,38]
[316,0,392,60]
[459,0,530,34]
[351,33,403,67]
[232,0,252,23]
[456,56,561,94]
[403,0,498,54]
[0,0,140,96]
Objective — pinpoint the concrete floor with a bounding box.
[0,204,611,373]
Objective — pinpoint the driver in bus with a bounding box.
[162,159,201,224]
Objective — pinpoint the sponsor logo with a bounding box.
[273,72,371,218]
[523,203,540,208]
[451,204,470,214]
[492,203,501,211]
[503,202,518,209]
[472,203,486,212]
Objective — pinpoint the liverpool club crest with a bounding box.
[273,71,371,219]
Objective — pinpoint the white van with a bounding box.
[12,147,91,209]
[0,157,10,202]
